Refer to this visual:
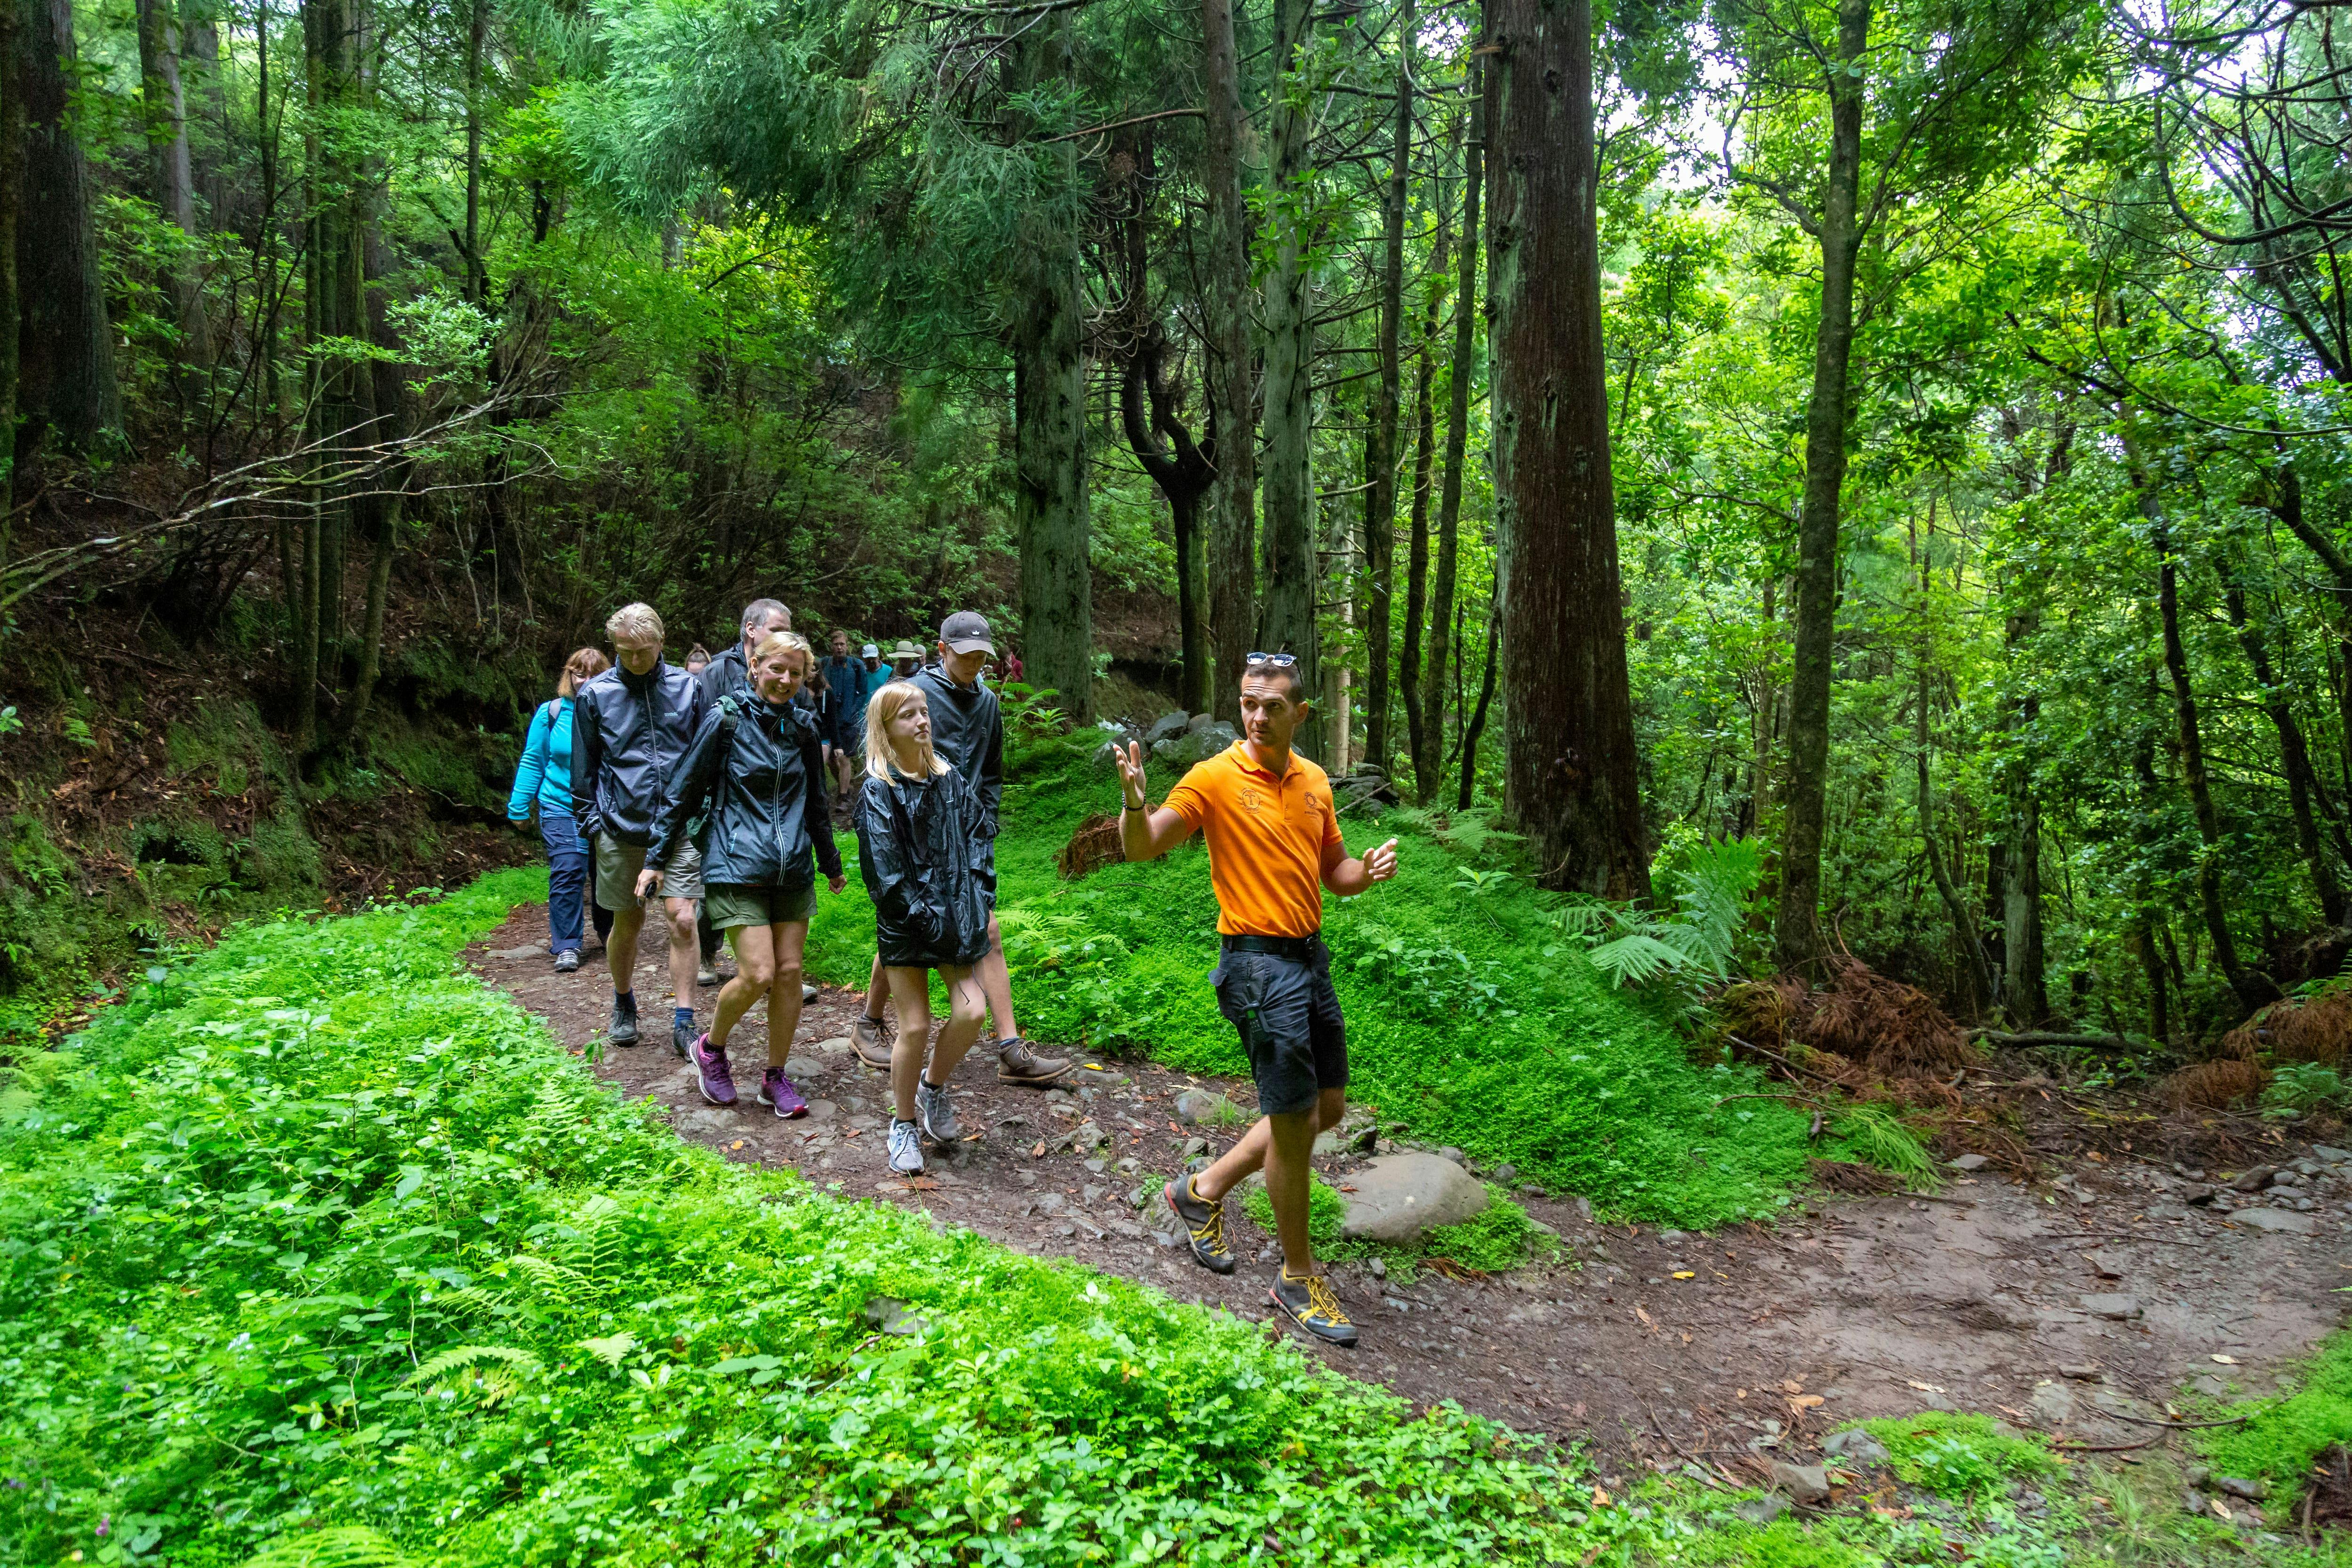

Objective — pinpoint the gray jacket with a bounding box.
[909,666,1003,839]
[571,659,707,846]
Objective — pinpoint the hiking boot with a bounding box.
[555,949,581,974]
[1164,1175,1236,1275]
[672,1017,697,1060]
[914,1079,960,1142]
[609,998,640,1047]
[887,1118,925,1176]
[757,1066,807,1119]
[1270,1272,1359,1348]
[697,960,720,987]
[851,1015,893,1073]
[689,1034,737,1106]
[995,1037,1072,1086]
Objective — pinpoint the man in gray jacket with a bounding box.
[572,602,709,1055]
[850,610,1069,1085]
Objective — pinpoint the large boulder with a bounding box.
[1154,720,1239,768]
[1145,710,1192,744]
[1340,1152,1490,1243]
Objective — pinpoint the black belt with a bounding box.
[1222,932,1321,961]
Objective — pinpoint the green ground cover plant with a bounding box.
[2194,1329,2352,1521]
[0,870,1671,1568]
[813,731,1818,1228]
[1858,1412,2062,1501]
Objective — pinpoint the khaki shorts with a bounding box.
[594,836,704,909]
[705,880,815,931]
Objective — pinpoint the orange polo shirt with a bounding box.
[1162,741,1343,938]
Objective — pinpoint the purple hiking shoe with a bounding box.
[757,1067,808,1119]
[689,1033,737,1106]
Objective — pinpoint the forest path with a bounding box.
[467,904,2349,1481]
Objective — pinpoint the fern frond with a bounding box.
[239,1526,411,1568]
[1585,933,1691,987]
[408,1343,544,1385]
[1551,901,1626,940]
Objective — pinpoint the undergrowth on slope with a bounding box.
[1236,1176,1561,1279]
[909,730,1817,1226]
[0,870,1672,1568]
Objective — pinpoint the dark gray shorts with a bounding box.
[1210,941,1347,1117]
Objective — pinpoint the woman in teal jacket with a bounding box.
[508,647,612,971]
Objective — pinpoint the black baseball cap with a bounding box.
[940,611,994,654]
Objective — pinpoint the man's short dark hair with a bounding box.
[740,598,789,633]
[1240,662,1305,700]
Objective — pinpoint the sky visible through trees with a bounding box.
[0,0,2348,1046]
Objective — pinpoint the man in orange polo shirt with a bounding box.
[1114,653,1398,1345]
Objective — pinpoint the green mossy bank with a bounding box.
[804,731,1815,1227]
[0,870,1658,1568]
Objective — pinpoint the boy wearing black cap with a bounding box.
[850,611,1071,1086]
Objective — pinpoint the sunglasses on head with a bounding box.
[1244,652,1298,669]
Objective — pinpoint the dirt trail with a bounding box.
[467,906,2351,1481]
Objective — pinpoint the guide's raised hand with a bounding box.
[1114,738,1151,811]
[1364,837,1400,883]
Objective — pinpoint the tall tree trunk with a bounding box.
[180,0,224,214]
[1399,268,1442,801]
[1423,62,1480,804]
[1918,611,1994,1006]
[1200,0,1257,724]
[1007,19,1092,724]
[1487,0,1649,897]
[1772,0,1868,968]
[15,0,121,460]
[1362,0,1414,777]
[2224,561,2346,926]
[1258,0,1317,748]
[1998,676,2050,1023]
[2127,438,2281,1013]
[1458,591,1498,810]
[0,0,21,541]
[136,0,210,366]
[463,0,485,304]
[1112,130,1213,714]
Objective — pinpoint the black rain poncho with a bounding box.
[856,765,992,968]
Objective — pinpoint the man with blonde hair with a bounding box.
[572,601,710,1054]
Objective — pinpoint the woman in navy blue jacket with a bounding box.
[507,647,611,971]
[640,630,845,1116]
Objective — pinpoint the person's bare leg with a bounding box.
[711,924,773,1050]
[864,955,890,1022]
[605,903,647,997]
[1262,1108,1323,1271]
[975,915,1017,1042]
[928,965,987,1084]
[884,966,935,1121]
[765,922,809,1067]
[1193,1087,1346,1204]
[661,895,699,1008]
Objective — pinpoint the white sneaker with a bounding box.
[888,1118,925,1175]
[915,1079,960,1142]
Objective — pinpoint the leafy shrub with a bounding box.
[0,871,1613,1568]
[1859,1412,2058,1499]
[2262,1060,2350,1117]
[1553,836,1765,991]
[1827,1103,1942,1188]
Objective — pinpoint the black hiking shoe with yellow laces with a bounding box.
[1163,1176,1236,1275]
[1271,1271,1359,1348]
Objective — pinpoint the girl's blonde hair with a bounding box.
[557,646,610,698]
[863,680,950,780]
[751,629,813,671]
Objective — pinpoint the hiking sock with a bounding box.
[614,988,637,1013]
[674,1006,695,1034]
